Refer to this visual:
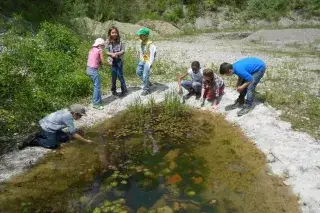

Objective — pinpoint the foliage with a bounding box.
[0,21,91,137]
[245,0,291,20]
[1,0,319,27]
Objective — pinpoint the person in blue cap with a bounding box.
[135,27,157,96]
[219,57,266,116]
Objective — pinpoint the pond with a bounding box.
[0,93,300,213]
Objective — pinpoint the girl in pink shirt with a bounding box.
[87,38,108,110]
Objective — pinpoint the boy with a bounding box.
[219,57,266,116]
[136,27,157,96]
[178,61,203,100]
[18,104,92,150]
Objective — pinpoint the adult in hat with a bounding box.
[18,104,92,149]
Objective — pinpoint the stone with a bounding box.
[278,17,295,28]
[172,202,180,211]
[195,15,214,29]
[169,162,177,170]
[156,206,173,213]
[137,20,181,35]
[137,206,148,213]
[163,150,179,162]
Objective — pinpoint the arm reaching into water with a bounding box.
[72,133,93,144]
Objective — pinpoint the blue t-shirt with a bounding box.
[233,57,266,82]
[39,109,76,134]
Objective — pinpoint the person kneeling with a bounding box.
[18,104,92,150]
[178,61,203,100]
[201,69,225,110]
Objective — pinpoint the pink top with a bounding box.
[87,47,101,69]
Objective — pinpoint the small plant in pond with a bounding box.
[163,90,186,117]
[92,198,127,213]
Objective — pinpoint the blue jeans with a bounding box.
[136,61,150,91]
[87,67,102,105]
[181,80,202,93]
[111,59,127,92]
[37,129,69,149]
[240,69,265,107]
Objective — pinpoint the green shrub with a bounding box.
[0,22,91,137]
[163,6,184,23]
[245,0,291,20]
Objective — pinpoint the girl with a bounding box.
[106,26,128,97]
[87,38,108,110]
[201,69,225,110]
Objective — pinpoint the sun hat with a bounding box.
[70,104,87,116]
[92,38,105,47]
[136,27,150,36]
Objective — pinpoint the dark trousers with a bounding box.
[35,129,70,149]
[238,69,265,107]
[111,59,127,92]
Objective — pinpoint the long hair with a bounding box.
[203,69,216,92]
[107,26,121,44]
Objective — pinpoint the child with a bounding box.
[106,26,128,97]
[136,27,157,96]
[200,69,225,109]
[18,104,92,150]
[219,57,266,116]
[178,61,203,100]
[87,38,108,110]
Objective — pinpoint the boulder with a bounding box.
[137,20,181,35]
[72,17,158,38]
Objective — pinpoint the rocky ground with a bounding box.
[1,28,320,212]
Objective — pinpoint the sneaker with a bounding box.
[237,105,252,116]
[93,104,104,110]
[195,92,201,100]
[119,90,128,97]
[18,132,38,150]
[225,102,244,111]
[183,89,194,100]
[141,90,150,96]
[112,91,119,96]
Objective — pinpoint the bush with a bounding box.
[245,0,291,20]
[0,22,91,137]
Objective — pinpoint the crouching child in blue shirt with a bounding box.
[19,104,92,149]
[219,57,266,116]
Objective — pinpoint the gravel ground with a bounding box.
[1,29,320,212]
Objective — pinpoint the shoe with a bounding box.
[149,81,153,87]
[225,102,244,111]
[18,132,38,150]
[112,91,119,96]
[119,90,128,97]
[141,90,150,96]
[237,105,252,116]
[93,104,104,110]
[195,92,201,100]
[183,89,194,100]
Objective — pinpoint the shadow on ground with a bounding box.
[102,83,170,105]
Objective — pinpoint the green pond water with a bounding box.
[0,99,300,213]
